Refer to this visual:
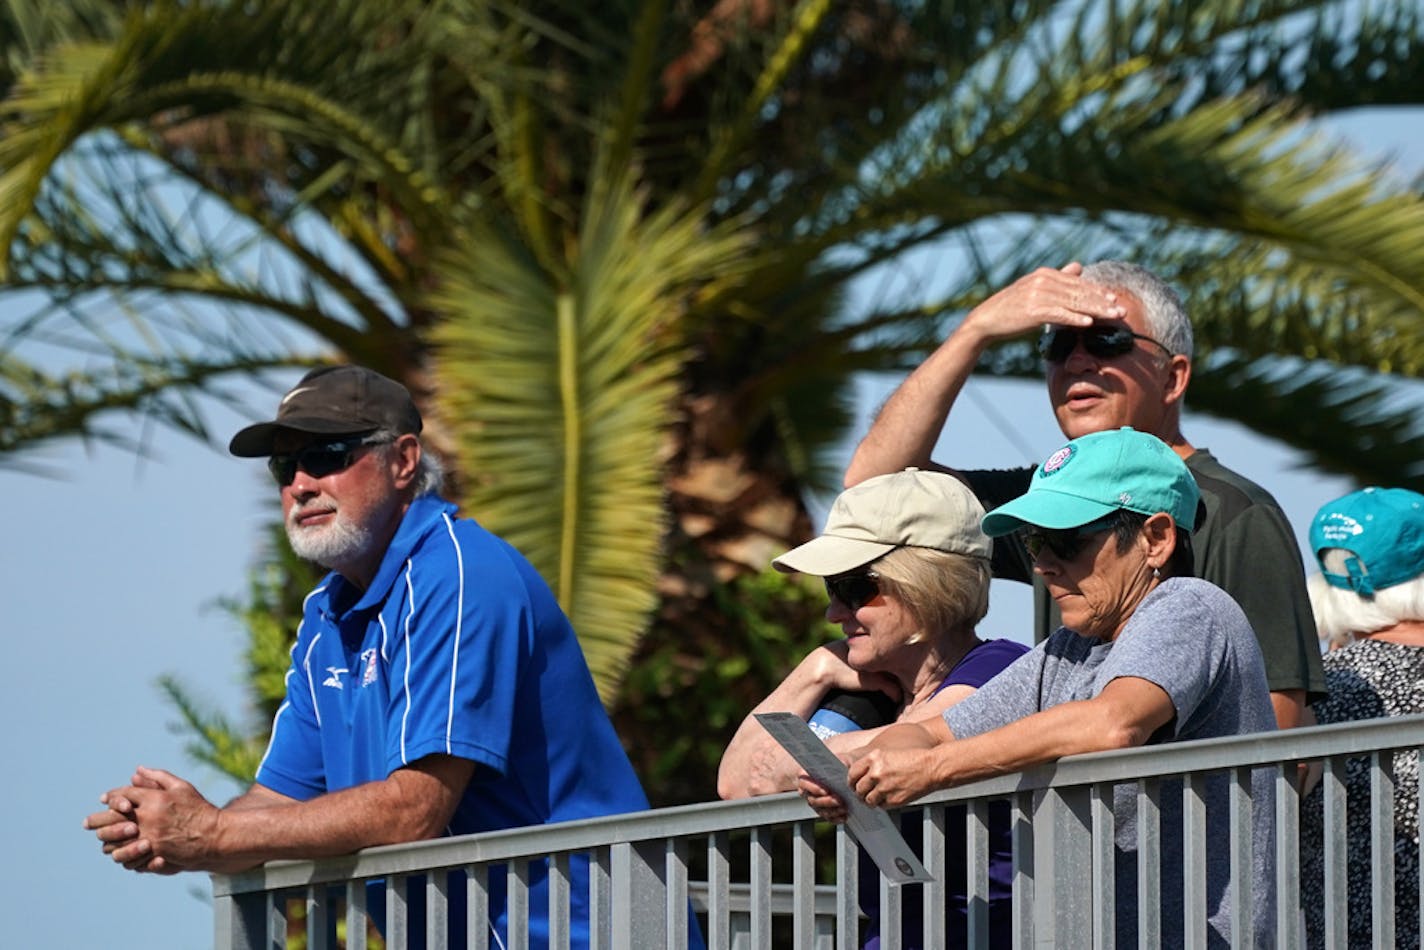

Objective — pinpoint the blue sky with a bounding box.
[2,107,1420,948]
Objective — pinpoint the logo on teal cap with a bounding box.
[1041,445,1074,476]
[1311,487,1424,596]
[980,427,1199,537]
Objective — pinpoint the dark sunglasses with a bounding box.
[824,571,882,611]
[268,436,390,486]
[1020,516,1118,561]
[1038,324,1173,363]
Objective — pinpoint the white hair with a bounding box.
[371,428,446,497]
[1308,548,1424,649]
[1081,260,1194,359]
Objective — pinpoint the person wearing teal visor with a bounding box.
[800,427,1277,948]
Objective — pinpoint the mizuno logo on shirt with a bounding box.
[323,666,348,688]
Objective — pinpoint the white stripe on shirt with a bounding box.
[302,632,324,729]
[257,585,325,776]
[399,561,416,763]
[441,512,466,755]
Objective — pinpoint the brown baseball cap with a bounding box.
[228,366,422,457]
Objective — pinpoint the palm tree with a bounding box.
[3,0,1423,795]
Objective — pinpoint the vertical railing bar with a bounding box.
[792,820,815,949]
[346,879,368,950]
[966,799,989,949]
[1322,756,1347,950]
[666,838,690,950]
[305,884,329,950]
[1228,767,1253,950]
[836,825,860,950]
[924,805,947,949]
[549,852,572,950]
[880,865,902,950]
[587,849,609,950]
[267,892,287,950]
[509,859,531,950]
[1275,763,1301,949]
[426,870,449,950]
[1091,782,1116,950]
[466,864,491,950]
[1011,790,1035,949]
[1182,772,1208,950]
[387,875,409,950]
[707,832,731,950]
[211,893,236,950]
[1371,750,1397,947]
[220,892,270,950]
[750,825,773,948]
[1417,744,1423,950]
[1137,778,1161,949]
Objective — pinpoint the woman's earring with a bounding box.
[1152,566,1161,580]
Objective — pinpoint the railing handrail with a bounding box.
[212,714,1424,897]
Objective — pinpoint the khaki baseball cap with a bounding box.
[229,365,422,457]
[772,468,991,577]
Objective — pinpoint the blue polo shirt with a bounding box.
[257,493,651,947]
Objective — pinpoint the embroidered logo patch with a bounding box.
[360,648,379,687]
[322,666,348,689]
[1041,445,1074,476]
[1317,512,1364,544]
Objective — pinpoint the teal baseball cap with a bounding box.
[1310,486,1424,595]
[980,427,1199,537]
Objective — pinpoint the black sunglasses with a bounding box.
[824,571,882,611]
[1020,516,1118,561]
[1038,324,1173,363]
[268,436,390,486]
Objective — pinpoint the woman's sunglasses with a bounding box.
[1038,325,1172,363]
[824,571,882,611]
[1020,516,1118,561]
[268,436,390,486]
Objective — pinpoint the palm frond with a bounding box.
[1189,352,1424,489]
[155,673,267,785]
[428,160,750,702]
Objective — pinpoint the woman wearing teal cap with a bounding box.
[1299,487,1424,949]
[799,427,1278,948]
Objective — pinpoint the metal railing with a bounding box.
[212,716,1424,949]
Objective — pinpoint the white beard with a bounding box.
[286,502,377,571]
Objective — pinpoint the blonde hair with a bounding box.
[871,547,990,642]
[1308,548,1424,649]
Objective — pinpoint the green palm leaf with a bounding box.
[1,0,1423,788]
[429,158,750,700]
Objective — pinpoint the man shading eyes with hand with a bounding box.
[843,259,1323,733]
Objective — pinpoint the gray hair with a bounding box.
[1308,551,1424,649]
[371,428,446,498]
[1081,260,1194,360]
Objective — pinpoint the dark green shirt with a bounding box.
[964,448,1325,699]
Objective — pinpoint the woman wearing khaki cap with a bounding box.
[717,467,1027,949]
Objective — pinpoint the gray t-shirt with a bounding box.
[944,577,1277,948]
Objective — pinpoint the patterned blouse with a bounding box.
[1299,638,1424,949]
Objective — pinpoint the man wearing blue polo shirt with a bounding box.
[85,365,653,948]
